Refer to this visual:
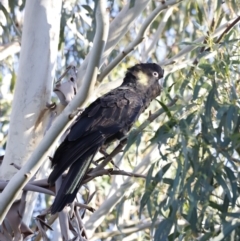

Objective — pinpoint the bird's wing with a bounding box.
[68,88,144,140]
[49,88,143,184]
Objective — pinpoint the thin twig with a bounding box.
[84,168,146,183]
[94,140,127,172]
[189,18,214,74]
[215,16,240,44]
[75,202,95,213]
[74,207,88,240]
[33,214,58,241]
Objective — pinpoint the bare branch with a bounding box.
[0,41,20,61]
[75,203,95,213]
[0,181,54,196]
[74,208,88,240]
[94,140,127,172]
[90,218,163,241]
[83,168,146,185]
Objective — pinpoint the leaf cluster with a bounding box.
[140,32,240,240]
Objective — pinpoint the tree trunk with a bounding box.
[1,0,61,177]
[0,0,62,223]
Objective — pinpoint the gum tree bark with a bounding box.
[0,0,62,222]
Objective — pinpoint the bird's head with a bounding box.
[123,63,164,90]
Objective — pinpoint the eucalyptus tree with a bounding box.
[0,0,240,240]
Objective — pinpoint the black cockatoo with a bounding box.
[48,63,164,214]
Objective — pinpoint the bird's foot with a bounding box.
[46,102,56,110]
[69,108,85,119]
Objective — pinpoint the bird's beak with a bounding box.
[158,68,164,87]
[158,77,164,88]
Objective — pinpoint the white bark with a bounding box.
[0,0,61,225]
[100,0,150,64]
[0,0,62,180]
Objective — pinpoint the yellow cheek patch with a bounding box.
[135,71,149,86]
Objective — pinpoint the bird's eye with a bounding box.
[152,72,159,78]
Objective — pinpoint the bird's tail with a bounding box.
[51,146,100,214]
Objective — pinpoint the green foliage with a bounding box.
[140,27,240,240]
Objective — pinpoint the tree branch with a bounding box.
[215,16,240,44]
[141,6,174,61]
[98,0,183,82]
[0,41,21,61]
[33,214,58,241]
[0,0,109,224]
[189,16,240,70]
[90,218,163,241]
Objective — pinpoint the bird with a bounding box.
[48,63,164,214]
